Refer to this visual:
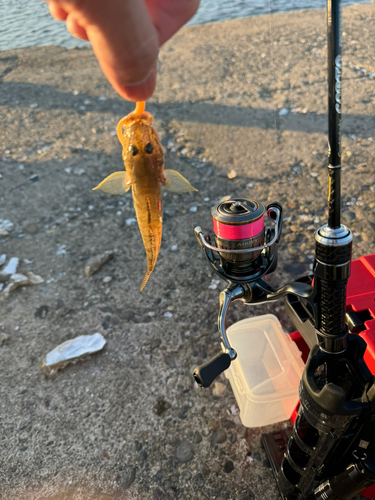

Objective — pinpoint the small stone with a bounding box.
[252,451,261,461]
[153,398,171,416]
[343,211,356,222]
[212,429,227,444]
[212,381,227,397]
[210,419,220,430]
[230,433,237,443]
[0,220,13,236]
[211,463,221,473]
[23,223,40,235]
[0,254,6,267]
[180,470,192,481]
[73,167,85,175]
[178,405,189,419]
[223,459,234,473]
[164,355,176,368]
[189,206,197,213]
[84,251,114,276]
[35,305,49,319]
[175,439,195,463]
[227,169,237,179]
[126,218,137,226]
[279,108,289,116]
[201,464,210,476]
[29,174,39,183]
[116,467,136,489]
[0,332,10,346]
[164,311,173,318]
[170,244,178,252]
[152,488,170,500]
[56,245,67,256]
[193,431,202,444]
[102,276,112,284]
[241,494,255,500]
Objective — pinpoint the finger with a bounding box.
[66,15,89,41]
[48,1,68,21]
[117,64,157,102]
[145,0,200,45]
[57,0,159,101]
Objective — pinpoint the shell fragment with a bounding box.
[40,333,106,374]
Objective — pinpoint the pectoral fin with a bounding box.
[93,172,131,194]
[163,170,198,193]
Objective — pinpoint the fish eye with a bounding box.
[144,142,153,154]
[129,145,138,156]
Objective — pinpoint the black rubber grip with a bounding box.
[315,240,352,265]
[193,352,231,388]
[319,278,347,336]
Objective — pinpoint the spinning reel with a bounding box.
[193,197,314,388]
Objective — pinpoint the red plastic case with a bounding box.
[290,254,375,498]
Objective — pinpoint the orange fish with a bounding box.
[93,101,197,290]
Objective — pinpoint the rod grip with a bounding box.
[193,352,231,388]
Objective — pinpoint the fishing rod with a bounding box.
[191,0,375,498]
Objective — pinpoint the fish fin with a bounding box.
[163,170,198,193]
[92,172,130,194]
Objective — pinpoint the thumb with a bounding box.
[57,0,159,101]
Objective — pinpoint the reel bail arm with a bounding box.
[193,282,249,388]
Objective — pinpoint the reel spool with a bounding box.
[195,197,282,285]
[211,199,265,277]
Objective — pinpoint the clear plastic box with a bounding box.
[224,314,304,428]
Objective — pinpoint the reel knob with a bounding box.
[193,352,232,388]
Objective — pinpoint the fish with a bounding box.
[93,101,197,291]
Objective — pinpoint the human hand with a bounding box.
[47,0,199,101]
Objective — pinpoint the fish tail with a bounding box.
[140,271,151,292]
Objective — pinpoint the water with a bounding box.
[0,0,373,51]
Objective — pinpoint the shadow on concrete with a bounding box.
[1,81,374,135]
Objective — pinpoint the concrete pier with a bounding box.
[0,4,374,499]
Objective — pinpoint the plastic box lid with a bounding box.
[226,314,304,403]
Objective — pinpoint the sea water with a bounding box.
[0,0,373,51]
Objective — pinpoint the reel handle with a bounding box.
[193,352,232,388]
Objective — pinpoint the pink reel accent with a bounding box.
[213,215,264,240]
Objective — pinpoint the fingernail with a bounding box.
[119,66,157,101]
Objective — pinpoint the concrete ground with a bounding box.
[0,4,374,499]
